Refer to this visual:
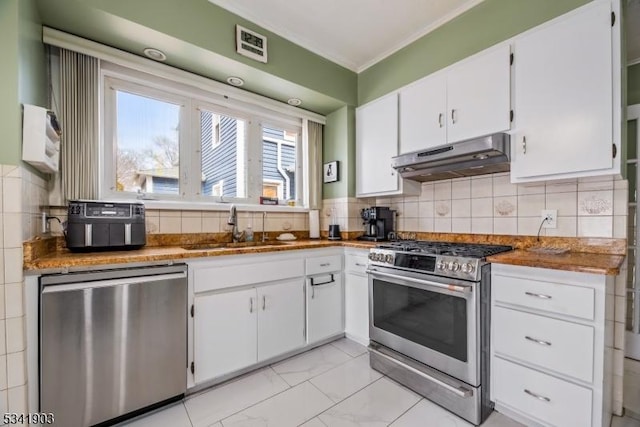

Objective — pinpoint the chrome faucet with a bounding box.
[227,204,244,243]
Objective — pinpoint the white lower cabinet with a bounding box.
[257,279,305,361]
[306,251,344,344]
[344,250,370,345]
[307,273,343,344]
[194,288,257,383]
[491,264,614,427]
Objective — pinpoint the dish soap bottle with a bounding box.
[245,225,254,242]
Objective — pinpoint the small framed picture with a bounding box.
[323,161,339,183]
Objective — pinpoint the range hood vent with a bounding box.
[391,133,510,182]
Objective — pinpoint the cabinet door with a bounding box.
[399,73,447,154]
[356,93,400,195]
[307,274,344,343]
[511,1,612,179]
[344,272,369,344]
[446,44,511,144]
[194,288,257,383]
[257,279,305,361]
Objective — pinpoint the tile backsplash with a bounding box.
[375,173,627,239]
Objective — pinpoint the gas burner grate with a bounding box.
[377,241,512,258]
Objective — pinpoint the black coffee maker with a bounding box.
[358,207,395,241]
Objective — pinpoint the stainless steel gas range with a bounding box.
[366,241,512,426]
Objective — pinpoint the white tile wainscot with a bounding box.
[490,263,614,427]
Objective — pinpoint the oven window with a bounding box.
[373,279,468,362]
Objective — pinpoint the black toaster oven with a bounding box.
[66,200,146,251]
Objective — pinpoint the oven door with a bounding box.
[368,266,479,386]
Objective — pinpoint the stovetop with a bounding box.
[368,240,513,281]
[376,240,513,258]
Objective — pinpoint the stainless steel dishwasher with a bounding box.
[39,264,188,427]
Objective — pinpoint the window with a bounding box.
[102,67,308,207]
[199,107,247,199]
[262,126,298,202]
[109,86,183,196]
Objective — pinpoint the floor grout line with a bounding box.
[387,398,424,427]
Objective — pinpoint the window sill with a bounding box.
[141,199,309,213]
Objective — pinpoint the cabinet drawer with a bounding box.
[493,307,594,382]
[493,274,595,320]
[344,253,368,275]
[493,357,592,427]
[306,255,342,275]
[194,258,304,293]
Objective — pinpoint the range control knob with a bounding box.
[368,252,376,261]
[449,261,460,272]
[437,260,447,270]
[384,254,394,264]
[376,253,385,262]
[461,263,475,274]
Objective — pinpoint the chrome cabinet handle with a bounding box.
[249,297,254,313]
[262,295,266,310]
[525,291,552,300]
[522,136,527,154]
[524,389,551,402]
[438,113,443,128]
[320,263,330,267]
[311,286,315,299]
[355,263,366,267]
[451,109,457,124]
[525,336,552,346]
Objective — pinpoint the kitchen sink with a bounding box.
[181,241,288,250]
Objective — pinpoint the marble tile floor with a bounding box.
[117,338,636,427]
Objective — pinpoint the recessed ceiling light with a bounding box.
[143,48,167,62]
[287,98,302,106]
[227,76,245,87]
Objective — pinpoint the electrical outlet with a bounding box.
[541,209,557,229]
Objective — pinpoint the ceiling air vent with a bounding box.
[236,25,267,63]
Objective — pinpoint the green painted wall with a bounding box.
[35,0,357,115]
[0,0,21,165]
[323,106,355,198]
[358,0,590,105]
[0,0,47,168]
[630,63,640,106]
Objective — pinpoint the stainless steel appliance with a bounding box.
[66,200,146,251]
[40,265,188,427]
[391,133,510,182]
[367,241,512,425]
[358,207,395,242]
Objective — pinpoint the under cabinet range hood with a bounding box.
[391,133,510,182]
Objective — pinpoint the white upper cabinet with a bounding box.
[398,44,511,155]
[399,73,448,154]
[511,0,618,182]
[446,44,511,144]
[356,93,421,197]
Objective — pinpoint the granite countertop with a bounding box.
[486,249,625,276]
[23,232,626,276]
[23,238,377,272]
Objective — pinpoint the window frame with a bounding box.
[101,64,308,209]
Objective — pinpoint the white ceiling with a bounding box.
[208,0,484,72]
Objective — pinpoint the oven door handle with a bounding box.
[369,347,473,398]
[366,268,471,294]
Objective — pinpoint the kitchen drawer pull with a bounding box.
[524,389,551,403]
[262,295,266,310]
[522,136,527,154]
[310,274,335,287]
[249,297,254,313]
[451,109,457,124]
[438,113,443,128]
[525,336,552,346]
[319,262,331,267]
[525,291,552,300]
[355,263,367,267]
